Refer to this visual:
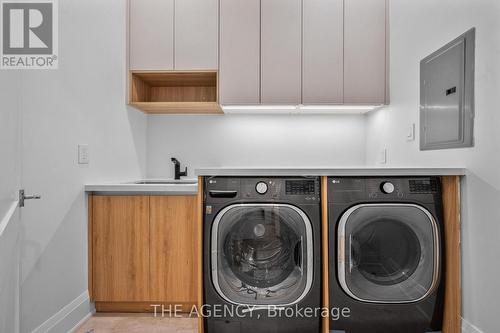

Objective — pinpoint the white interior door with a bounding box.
[0,71,21,333]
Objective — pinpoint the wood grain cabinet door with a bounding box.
[150,196,198,305]
[92,196,150,302]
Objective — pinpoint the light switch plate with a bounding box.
[78,144,89,164]
[407,123,415,141]
[379,148,387,164]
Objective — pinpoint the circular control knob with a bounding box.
[381,182,395,194]
[256,182,268,194]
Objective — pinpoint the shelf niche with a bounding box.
[129,71,222,114]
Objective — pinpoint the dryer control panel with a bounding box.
[409,178,440,193]
[328,177,441,204]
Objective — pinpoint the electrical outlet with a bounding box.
[407,123,416,141]
[379,148,387,164]
[78,144,89,164]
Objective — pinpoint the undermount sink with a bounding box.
[130,179,198,185]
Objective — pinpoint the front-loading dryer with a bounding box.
[328,177,445,333]
[204,177,322,333]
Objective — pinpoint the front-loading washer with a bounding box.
[203,177,322,333]
[328,177,445,333]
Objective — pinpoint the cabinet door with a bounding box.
[150,196,198,304]
[344,0,387,104]
[92,196,150,301]
[175,0,218,70]
[261,0,302,104]
[219,0,260,104]
[129,0,174,70]
[302,0,343,104]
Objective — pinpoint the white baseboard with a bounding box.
[31,290,92,333]
[462,317,484,333]
[69,312,93,333]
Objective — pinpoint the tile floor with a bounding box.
[74,314,198,333]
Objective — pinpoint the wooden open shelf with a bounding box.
[129,71,222,114]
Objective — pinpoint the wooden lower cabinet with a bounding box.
[89,195,198,311]
[92,196,150,302]
[150,196,198,304]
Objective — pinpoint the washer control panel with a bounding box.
[206,177,320,203]
[285,179,316,195]
[244,178,319,202]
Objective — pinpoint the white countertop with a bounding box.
[195,167,467,177]
[85,179,199,195]
[86,168,466,194]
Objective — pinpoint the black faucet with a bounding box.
[171,157,187,180]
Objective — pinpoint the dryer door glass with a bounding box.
[338,204,440,303]
[212,204,313,306]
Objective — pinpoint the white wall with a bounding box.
[0,69,21,333]
[18,0,147,332]
[7,0,497,332]
[0,209,20,333]
[146,114,367,178]
[0,73,21,215]
[2,0,363,331]
[365,1,500,332]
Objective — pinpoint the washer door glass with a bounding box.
[212,204,313,306]
[338,204,440,303]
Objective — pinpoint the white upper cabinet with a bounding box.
[129,0,218,71]
[129,0,389,106]
[219,0,261,105]
[129,0,174,70]
[261,0,302,104]
[302,0,344,104]
[174,0,218,70]
[344,0,388,104]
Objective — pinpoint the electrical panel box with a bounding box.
[420,28,475,150]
